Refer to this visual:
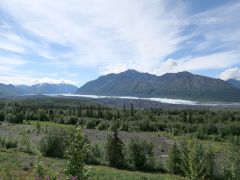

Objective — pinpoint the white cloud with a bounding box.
[0,74,78,86]
[1,0,186,68]
[218,68,240,80]
[190,2,240,52]
[34,77,78,85]
[0,56,27,66]
[153,51,240,75]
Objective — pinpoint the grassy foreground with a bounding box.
[0,149,184,180]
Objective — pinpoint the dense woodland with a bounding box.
[0,98,240,179]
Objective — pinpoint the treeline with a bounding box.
[1,100,240,140]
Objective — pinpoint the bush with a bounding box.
[120,122,130,132]
[15,113,24,124]
[4,113,16,123]
[167,143,182,174]
[226,137,240,179]
[33,158,49,178]
[0,136,18,149]
[97,121,110,130]
[139,119,156,132]
[0,111,5,121]
[18,130,36,154]
[85,119,98,129]
[33,157,57,179]
[179,140,215,179]
[40,128,69,158]
[127,138,155,171]
[87,143,105,165]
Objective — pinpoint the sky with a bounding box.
[0,0,240,87]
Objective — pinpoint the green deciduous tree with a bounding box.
[64,127,90,180]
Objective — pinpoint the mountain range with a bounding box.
[1,70,240,102]
[227,79,240,89]
[0,83,78,96]
[76,69,240,102]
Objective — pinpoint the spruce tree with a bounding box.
[106,127,125,168]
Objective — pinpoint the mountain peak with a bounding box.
[122,69,140,74]
[177,71,192,75]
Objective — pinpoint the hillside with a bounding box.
[0,83,23,96]
[227,79,240,89]
[17,83,78,94]
[76,69,240,102]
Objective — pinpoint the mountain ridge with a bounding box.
[0,83,78,96]
[17,83,78,94]
[76,70,240,102]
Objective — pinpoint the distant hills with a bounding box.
[0,83,78,96]
[0,83,23,96]
[76,69,240,102]
[17,83,78,94]
[227,79,240,89]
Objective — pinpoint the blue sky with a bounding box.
[0,0,240,87]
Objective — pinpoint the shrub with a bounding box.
[167,143,182,174]
[33,158,48,178]
[40,128,69,158]
[64,127,90,180]
[18,130,36,154]
[139,119,156,132]
[0,111,4,122]
[37,110,49,121]
[97,120,110,130]
[179,140,215,180]
[33,157,57,179]
[36,121,41,134]
[0,136,18,149]
[127,138,155,170]
[15,113,24,124]
[85,119,98,129]
[87,143,105,165]
[120,122,130,132]
[4,113,16,123]
[226,137,240,179]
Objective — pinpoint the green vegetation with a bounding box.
[64,127,90,179]
[0,150,181,179]
[127,138,155,171]
[0,98,240,179]
[40,128,70,158]
[106,128,125,168]
[1,98,240,141]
